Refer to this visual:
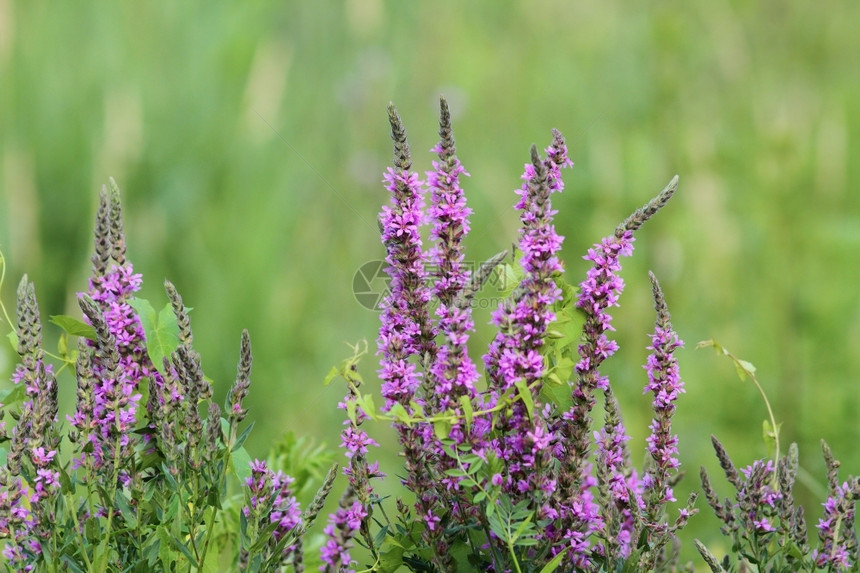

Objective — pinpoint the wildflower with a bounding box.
[426,96,479,415]
[550,178,678,565]
[73,183,155,481]
[642,273,685,518]
[594,387,641,561]
[226,329,253,426]
[240,459,303,570]
[812,442,860,570]
[481,132,571,510]
[320,500,368,573]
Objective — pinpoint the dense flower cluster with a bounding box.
[699,435,860,571]
[240,459,302,568]
[0,182,316,572]
[641,272,686,531]
[813,480,860,569]
[323,99,693,572]
[4,104,856,573]
[320,500,368,572]
[0,278,61,569]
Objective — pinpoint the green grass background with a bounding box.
[2,1,859,567]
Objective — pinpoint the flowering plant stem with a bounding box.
[697,339,781,469]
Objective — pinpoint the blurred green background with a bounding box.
[2,0,859,566]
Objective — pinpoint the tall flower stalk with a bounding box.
[358,101,692,571]
[0,181,337,572]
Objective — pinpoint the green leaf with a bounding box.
[346,398,358,425]
[157,527,174,569]
[60,556,86,573]
[357,393,378,420]
[231,447,253,483]
[388,402,411,424]
[539,547,568,573]
[233,421,255,450]
[734,359,756,381]
[539,371,573,413]
[444,468,468,478]
[50,314,97,340]
[0,383,26,406]
[459,396,473,430]
[322,366,338,386]
[433,419,452,440]
[142,533,161,566]
[129,298,181,374]
[495,263,523,298]
[115,490,139,529]
[378,545,406,573]
[512,513,534,540]
[696,339,723,354]
[6,330,18,351]
[514,379,534,421]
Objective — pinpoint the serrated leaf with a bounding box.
[50,314,97,340]
[129,298,180,374]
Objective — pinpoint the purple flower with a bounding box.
[320,500,367,573]
[376,104,441,548]
[641,273,685,523]
[240,460,302,567]
[813,480,859,569]
[340,427,379,459]
[426,130,479,407]
[74,262,150,477]
[481,133,571,504]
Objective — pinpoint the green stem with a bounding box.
[199,423,238,567]
[62,488,96,573]
[97,394,128,571]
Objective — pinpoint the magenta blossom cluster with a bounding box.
[327,99,688,572]
[700,436,860,571]
[241,459,302,567]
[73,263,146,476]
[481,132,571,521]
[641,271,686,539]
[0,278,62,568]
[320,500,368,573]
[813,480,859,569]
[1,181,326,571]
